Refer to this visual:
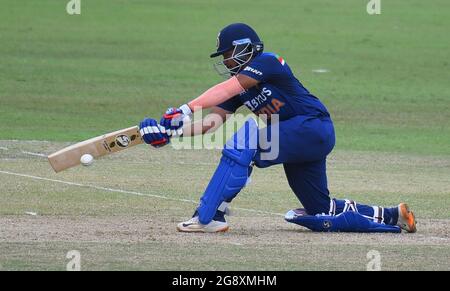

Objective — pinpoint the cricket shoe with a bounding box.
[397,203,417,233]
[177,211,229,233]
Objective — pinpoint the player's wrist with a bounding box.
[180,104,192,116]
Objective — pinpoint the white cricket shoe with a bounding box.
[176,216,229,233]
[397,203,417,233]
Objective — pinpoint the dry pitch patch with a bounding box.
[0,140,449,270]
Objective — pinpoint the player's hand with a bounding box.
[139,118,169,148]
[160,104,192,137]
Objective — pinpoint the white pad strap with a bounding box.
[329,199,336,216]
[218,202,229,212]
[372,206,385,224]
[343,199,357,212]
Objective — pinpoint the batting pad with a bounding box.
[285,209,401,233]
[197,118,258,225]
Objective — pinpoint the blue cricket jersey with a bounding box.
[218,52,330,121]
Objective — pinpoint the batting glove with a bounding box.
[139,118,169,148]
[160,104,192,137]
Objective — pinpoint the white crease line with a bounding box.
[0,147,8,150]
[22,151,47,158]
[0,170,284,217]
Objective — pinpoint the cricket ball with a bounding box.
[80,154,94,166]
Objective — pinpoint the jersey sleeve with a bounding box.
[217,95,242,113]
[239,53,286,82]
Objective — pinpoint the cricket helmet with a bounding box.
[211,23,264,76]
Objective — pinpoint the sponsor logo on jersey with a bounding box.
[243,66,263,76]
[243,87,285,117]
[244,87,271,111]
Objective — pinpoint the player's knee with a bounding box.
[222,146,255,168]
[222,117,258,165]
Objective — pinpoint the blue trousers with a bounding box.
[254,115,397,225]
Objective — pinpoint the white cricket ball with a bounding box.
[80,154,94,166]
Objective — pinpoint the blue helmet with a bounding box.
[211,23,264,76]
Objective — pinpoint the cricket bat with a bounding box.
[48,126,143,173]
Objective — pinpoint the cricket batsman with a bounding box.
[139,23,417,233]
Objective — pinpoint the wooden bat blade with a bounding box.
[48,126,143,173]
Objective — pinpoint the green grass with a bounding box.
[0,0,449,154]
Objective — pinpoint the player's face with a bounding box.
[223,50,238,69]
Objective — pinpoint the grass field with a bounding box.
[0,0,449,271]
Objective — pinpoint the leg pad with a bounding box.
[197,118,258,224]
[285,209,401,233]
